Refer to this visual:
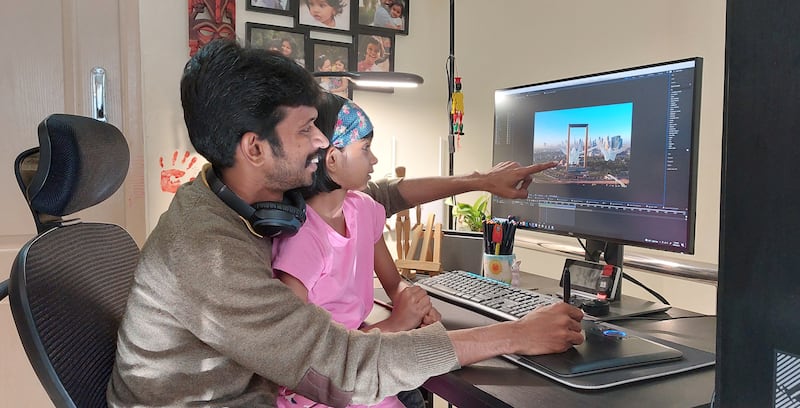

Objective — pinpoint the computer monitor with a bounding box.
[490,58,702,268]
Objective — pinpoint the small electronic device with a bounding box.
[559,259,621,301]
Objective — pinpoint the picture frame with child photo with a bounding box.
[356,0,409,35]
[297,0,352,33]
[245,22,309,68]
[354,31,395,93]
[247,0,295,17]
[308,39,354,99]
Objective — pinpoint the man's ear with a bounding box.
[239,131,268,166]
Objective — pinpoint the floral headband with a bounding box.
[330,100,373,148]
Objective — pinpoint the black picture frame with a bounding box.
[355,0,409,35]
[245,0,295,17]
[245,22,309,68]
[353,30,395,93]
[307,39,354,99]
[297,0,352,33]
[355,31,394,73]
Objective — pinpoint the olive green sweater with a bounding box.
[107,176,459,407]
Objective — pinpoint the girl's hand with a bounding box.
[388,286,431,331]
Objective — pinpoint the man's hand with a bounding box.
[480,161,557,199]
[511,302,584,355]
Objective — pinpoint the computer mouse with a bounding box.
[581,299,610,317]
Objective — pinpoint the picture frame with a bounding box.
[245,22,308,68]
[356,0,409,35]
[245,0,295,17]
[355,31,394,73]
[307,39,354,99]
[354,31,395,93]
[297,0,352,33]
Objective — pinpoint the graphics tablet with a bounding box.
[515,321,683,377]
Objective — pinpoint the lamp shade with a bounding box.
[312,71,424,88]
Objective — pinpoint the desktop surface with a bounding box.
[374,272,716,408]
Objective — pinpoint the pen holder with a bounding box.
[482,253,519,285]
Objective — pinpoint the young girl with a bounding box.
[302,0,347,29]
[328,55,350,98]
[357,36,383,71]
[387,1,405,30]
[272,93,440,408]
[315,54,334,92]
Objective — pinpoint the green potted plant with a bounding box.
[446,195,489,232]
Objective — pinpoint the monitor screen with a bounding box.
[491,58,702,254]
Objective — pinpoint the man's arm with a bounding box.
[448,302,585,366]
[397,161,557,208]
[363,161,557,217]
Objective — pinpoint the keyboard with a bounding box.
[415,270,560,321]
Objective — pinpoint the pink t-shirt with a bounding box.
[272,191,403,408]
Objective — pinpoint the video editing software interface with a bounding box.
[491,58,702,253]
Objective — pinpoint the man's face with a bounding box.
[266,106,329,191]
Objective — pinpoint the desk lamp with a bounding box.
[312,71,423,88]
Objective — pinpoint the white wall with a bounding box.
[137,1,724,314]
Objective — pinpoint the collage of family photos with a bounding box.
[245,0,409,98]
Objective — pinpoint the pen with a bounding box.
[563,269,571,304]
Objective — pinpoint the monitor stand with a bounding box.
[581,239,671,320]
[600,294,671,321]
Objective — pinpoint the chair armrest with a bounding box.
[0,279,8,300]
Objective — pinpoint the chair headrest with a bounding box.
[24,114,130,216]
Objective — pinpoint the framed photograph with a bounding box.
[354,31,394,93]
[308,39,354,99]
[246,0,295,17]
[356,0,409,35]
[297,0,352,33]
[246,22,308,68]
[355,31,393,73]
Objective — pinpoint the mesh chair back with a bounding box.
[11,223,138,408]
[7,114,136,408]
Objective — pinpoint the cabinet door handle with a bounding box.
[91,67,106,122]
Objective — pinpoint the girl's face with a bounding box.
[329,137,377,191]
[319,58,332,71]
[332,60,345,72]
[307,0,336,27]
[389,5,402,18]
[281,40,293,57]
[364,43,381,63]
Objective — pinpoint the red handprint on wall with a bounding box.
[160,150,198,194]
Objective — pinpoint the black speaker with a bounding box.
[205,165,306,238]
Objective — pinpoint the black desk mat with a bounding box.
[503,322,716,390]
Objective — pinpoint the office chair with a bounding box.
[2,114,138,408]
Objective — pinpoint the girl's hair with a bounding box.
[316,54,331,70]
[299,92,347,198]
[305,0,348,14]
[390,0,404,11]
[360,36,383,58]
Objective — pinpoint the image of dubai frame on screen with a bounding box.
[532,103,632,186]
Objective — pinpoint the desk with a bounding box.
[374,273,716,408]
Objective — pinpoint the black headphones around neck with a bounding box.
[205,165,306,238]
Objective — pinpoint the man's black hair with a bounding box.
[180,38,321,169]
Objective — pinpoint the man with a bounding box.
[108,39,584,408]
